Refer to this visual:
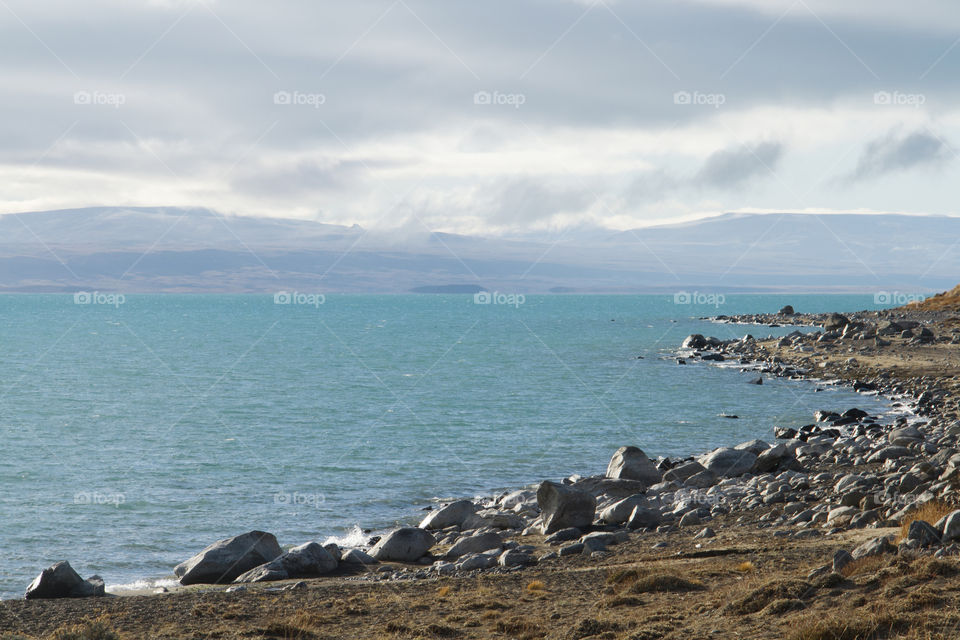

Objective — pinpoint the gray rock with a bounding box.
[832,550,853,572]
[175,531,283,585]
[234,542,338,583]
[662,461,706,484]
[341,548,377,565]
[694,527,715,539]
[888,426,923,447]
[598,494,649,525]
[867,446,911,463]
[545,527,582,544]
[419,500,477,530]
[370,528,436,562]
[498,549,536,567]
[457,554,496,571]
[735,439,770,455]
[907,520,941,548]
[851,536,895,559]
[558,543,585,556]
[323,543,342,562]
[752,444,801,474]
[25,562,104,599]
[537,481,596,535]
[605,446,662,486]
[678,511,701,527]
[684,470,718,488]
[940,510,960,542]
[626,505,661,529]
[445,531,503,559]
[698,447,758,477]
[682,334,707,349]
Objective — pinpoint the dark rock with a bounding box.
[778,305,795,315]
[537,481,596,534]
[235,542,338,583]
[25,562,104,600]
[175,531,283,585]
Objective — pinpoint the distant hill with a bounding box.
[0,207,956,293]
[908,284,960,311]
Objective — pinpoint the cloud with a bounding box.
[695,142,784,188]
[847,130,953,182]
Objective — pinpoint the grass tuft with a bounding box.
[897,500,954,542]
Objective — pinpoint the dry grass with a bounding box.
[726,580,813,615]
[908,285,960,311]
[525,580,546,593]
[48,618,120,640]
[437,585,451,598]
[840,555,887,578]
[628,574,705,594]
[897,500,954,542]
[788,612,898,640]
[735,561,756,573]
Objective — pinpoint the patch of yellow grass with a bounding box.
[840,555,886,578]
[436,585,451,598]
[898,500,954,542]
[525,580,547,593]
[735,561,756,573]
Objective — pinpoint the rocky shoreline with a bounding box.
[22,306,958,598]
[8,301,960,639]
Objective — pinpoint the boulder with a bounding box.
[941,510,960,542]
[537,481,596,534]
[684,470,718,489]
[175,531,283,585]
[851,536,895,560]
[752,444,801,474]
[682,334,707,349]
[370,527,436,562]
[234,542,337,583]
[698,447,758,478]
[445,532,503,559]
[662,461,706,484]
[598,494,649,525]
[907,520,941,548]
[499,549,536,567]
[419,500,477,530]
[867,446,911,463]
[25,562,104,600]
[605,446,662,486]
[778,305,795,315]
[341,548,377,565]
[735,439,770,455]
[888,426,923,447]
[824,313,849,330]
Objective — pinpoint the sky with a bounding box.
[2,0,960,235]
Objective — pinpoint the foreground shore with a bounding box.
[5,299,960,639]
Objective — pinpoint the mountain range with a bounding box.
[0,207,955,294]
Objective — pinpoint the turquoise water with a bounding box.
[0,294,894,597]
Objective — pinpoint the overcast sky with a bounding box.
[2,0,959,234]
